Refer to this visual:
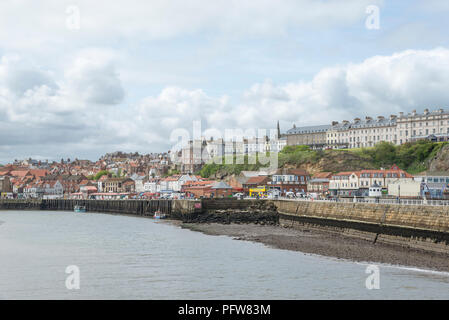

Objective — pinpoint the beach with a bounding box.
[173,221,449,273]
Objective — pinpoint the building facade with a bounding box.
[397,109,449,144]
[329,165,414,197]
[286,108,449,149]
[285,124,330,148]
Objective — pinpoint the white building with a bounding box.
[327,115,398,149]
[388,180,422,198]
[329,166,414,197]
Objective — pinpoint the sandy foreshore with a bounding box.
[165,220,449,273]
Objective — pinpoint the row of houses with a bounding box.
[223,165,449,199]
[284,108,449,150]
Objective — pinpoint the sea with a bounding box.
[0,210,448,299]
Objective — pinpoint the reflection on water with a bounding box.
[0,211,448,300]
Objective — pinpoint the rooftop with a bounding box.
[286,124,331,135]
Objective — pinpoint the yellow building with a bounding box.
[249,186,267,197]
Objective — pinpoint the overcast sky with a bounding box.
[1,0,449,163]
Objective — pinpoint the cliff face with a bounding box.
[428,144,449,172]
[293,151,377,175]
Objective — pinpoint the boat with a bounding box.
[74,205,86,213]
[153,210,166,219]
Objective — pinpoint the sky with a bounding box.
[1,0,449,163]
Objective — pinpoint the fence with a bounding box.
[275,196,449,206]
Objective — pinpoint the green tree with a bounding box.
[94,170,110,180]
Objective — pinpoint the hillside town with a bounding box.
[1,108,449,201]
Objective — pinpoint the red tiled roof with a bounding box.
[313,172,333,179]
[9,170,31,177]
[245,176,268,185]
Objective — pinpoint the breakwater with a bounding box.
[1,198,449,254]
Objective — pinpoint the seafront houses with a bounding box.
[23,181,44,199]
[103,177,135,193]
[182,180,215,198]
[42,180,64,199]
[242,176,269,194]
[183,181,234,198]
[307,172,333,195]
[130,173,147,193]
[329,165,414,197]
[97,175,108,192]
[79,185,98,199]
[267,169,310,194]
[159,174,199,193]
[144,178,160,193]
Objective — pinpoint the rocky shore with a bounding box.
[170,221,449,273]
[179,201,279,224]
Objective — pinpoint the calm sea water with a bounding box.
[0,210,448,300]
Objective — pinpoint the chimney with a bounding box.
[365,116,372,121]
[331,121,339,126]
[377,116,385,120]
[424,108,429,115]
[354,118,361,122]
[399,112,404,117]
[412,109,417,116]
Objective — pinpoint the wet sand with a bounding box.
[165,220,449,272]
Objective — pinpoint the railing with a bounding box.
[272,197,449,206]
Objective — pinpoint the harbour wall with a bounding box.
[0,199,175,217]
[272,200,449,254]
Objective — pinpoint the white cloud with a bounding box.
[64,51,125,105]
[0,0,380,50]
[235,47,449,129]
[2,47,449,162]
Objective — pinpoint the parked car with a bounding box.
[285,191,295,198]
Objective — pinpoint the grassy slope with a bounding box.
[198,141,448,178]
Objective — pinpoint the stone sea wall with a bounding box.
[272,200,449,254]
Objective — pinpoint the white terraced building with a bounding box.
[324,108,449,149]
[327,115,398,149]
[397,108,449,144]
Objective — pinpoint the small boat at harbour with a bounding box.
[74,205,86,213]
[153,210,166,219]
